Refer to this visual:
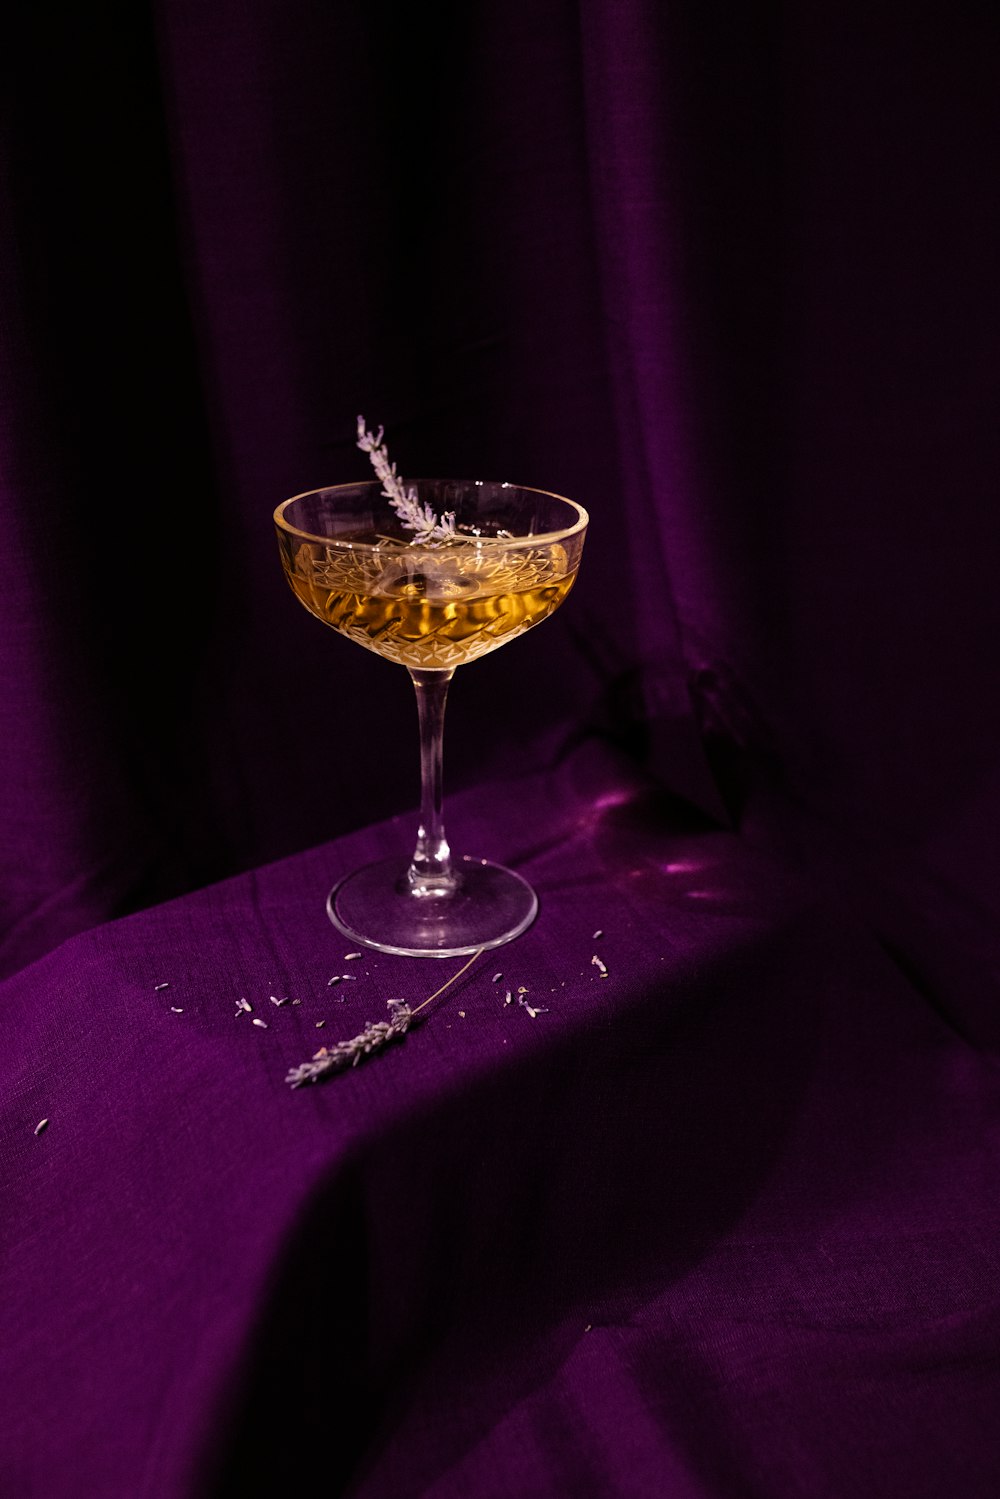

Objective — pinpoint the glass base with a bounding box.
[327,855,538,957]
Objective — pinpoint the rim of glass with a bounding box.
[274,479,589,550]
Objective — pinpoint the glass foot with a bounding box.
[327,855,538,957]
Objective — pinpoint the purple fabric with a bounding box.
[4,741,1000,1497]
[3,4,998,958]
[3,1,1000,1493]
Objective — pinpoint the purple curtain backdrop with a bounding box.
[3,3,1000,1495]
[3,3,998,978]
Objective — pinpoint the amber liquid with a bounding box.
[282,539,577,670]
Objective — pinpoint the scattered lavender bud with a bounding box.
[491,973,503,983]
[34,1119,49,1136]
[591,955,608,978]
[252,1018,268,1030]
[154,982,170,991]
[170,1007,184,1013]
[343,952,362,961]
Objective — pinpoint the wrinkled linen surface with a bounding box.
[3,739,999,1498]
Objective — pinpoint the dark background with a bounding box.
[2,1,998,982]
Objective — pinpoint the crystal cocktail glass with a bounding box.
[275,478,588,956]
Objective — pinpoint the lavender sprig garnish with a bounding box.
[356,415,457,544]
[285,950,482,1088]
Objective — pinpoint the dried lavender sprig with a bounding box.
[285,950,483,1089]
[286,1001,414,1087]
[356,415,457,544]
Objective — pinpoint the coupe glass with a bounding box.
[274,478,588,956]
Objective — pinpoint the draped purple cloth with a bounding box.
[3,3,1000,1494]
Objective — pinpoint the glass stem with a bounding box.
[407,668,457,896]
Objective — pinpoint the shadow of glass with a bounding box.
[530,784,799,924]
